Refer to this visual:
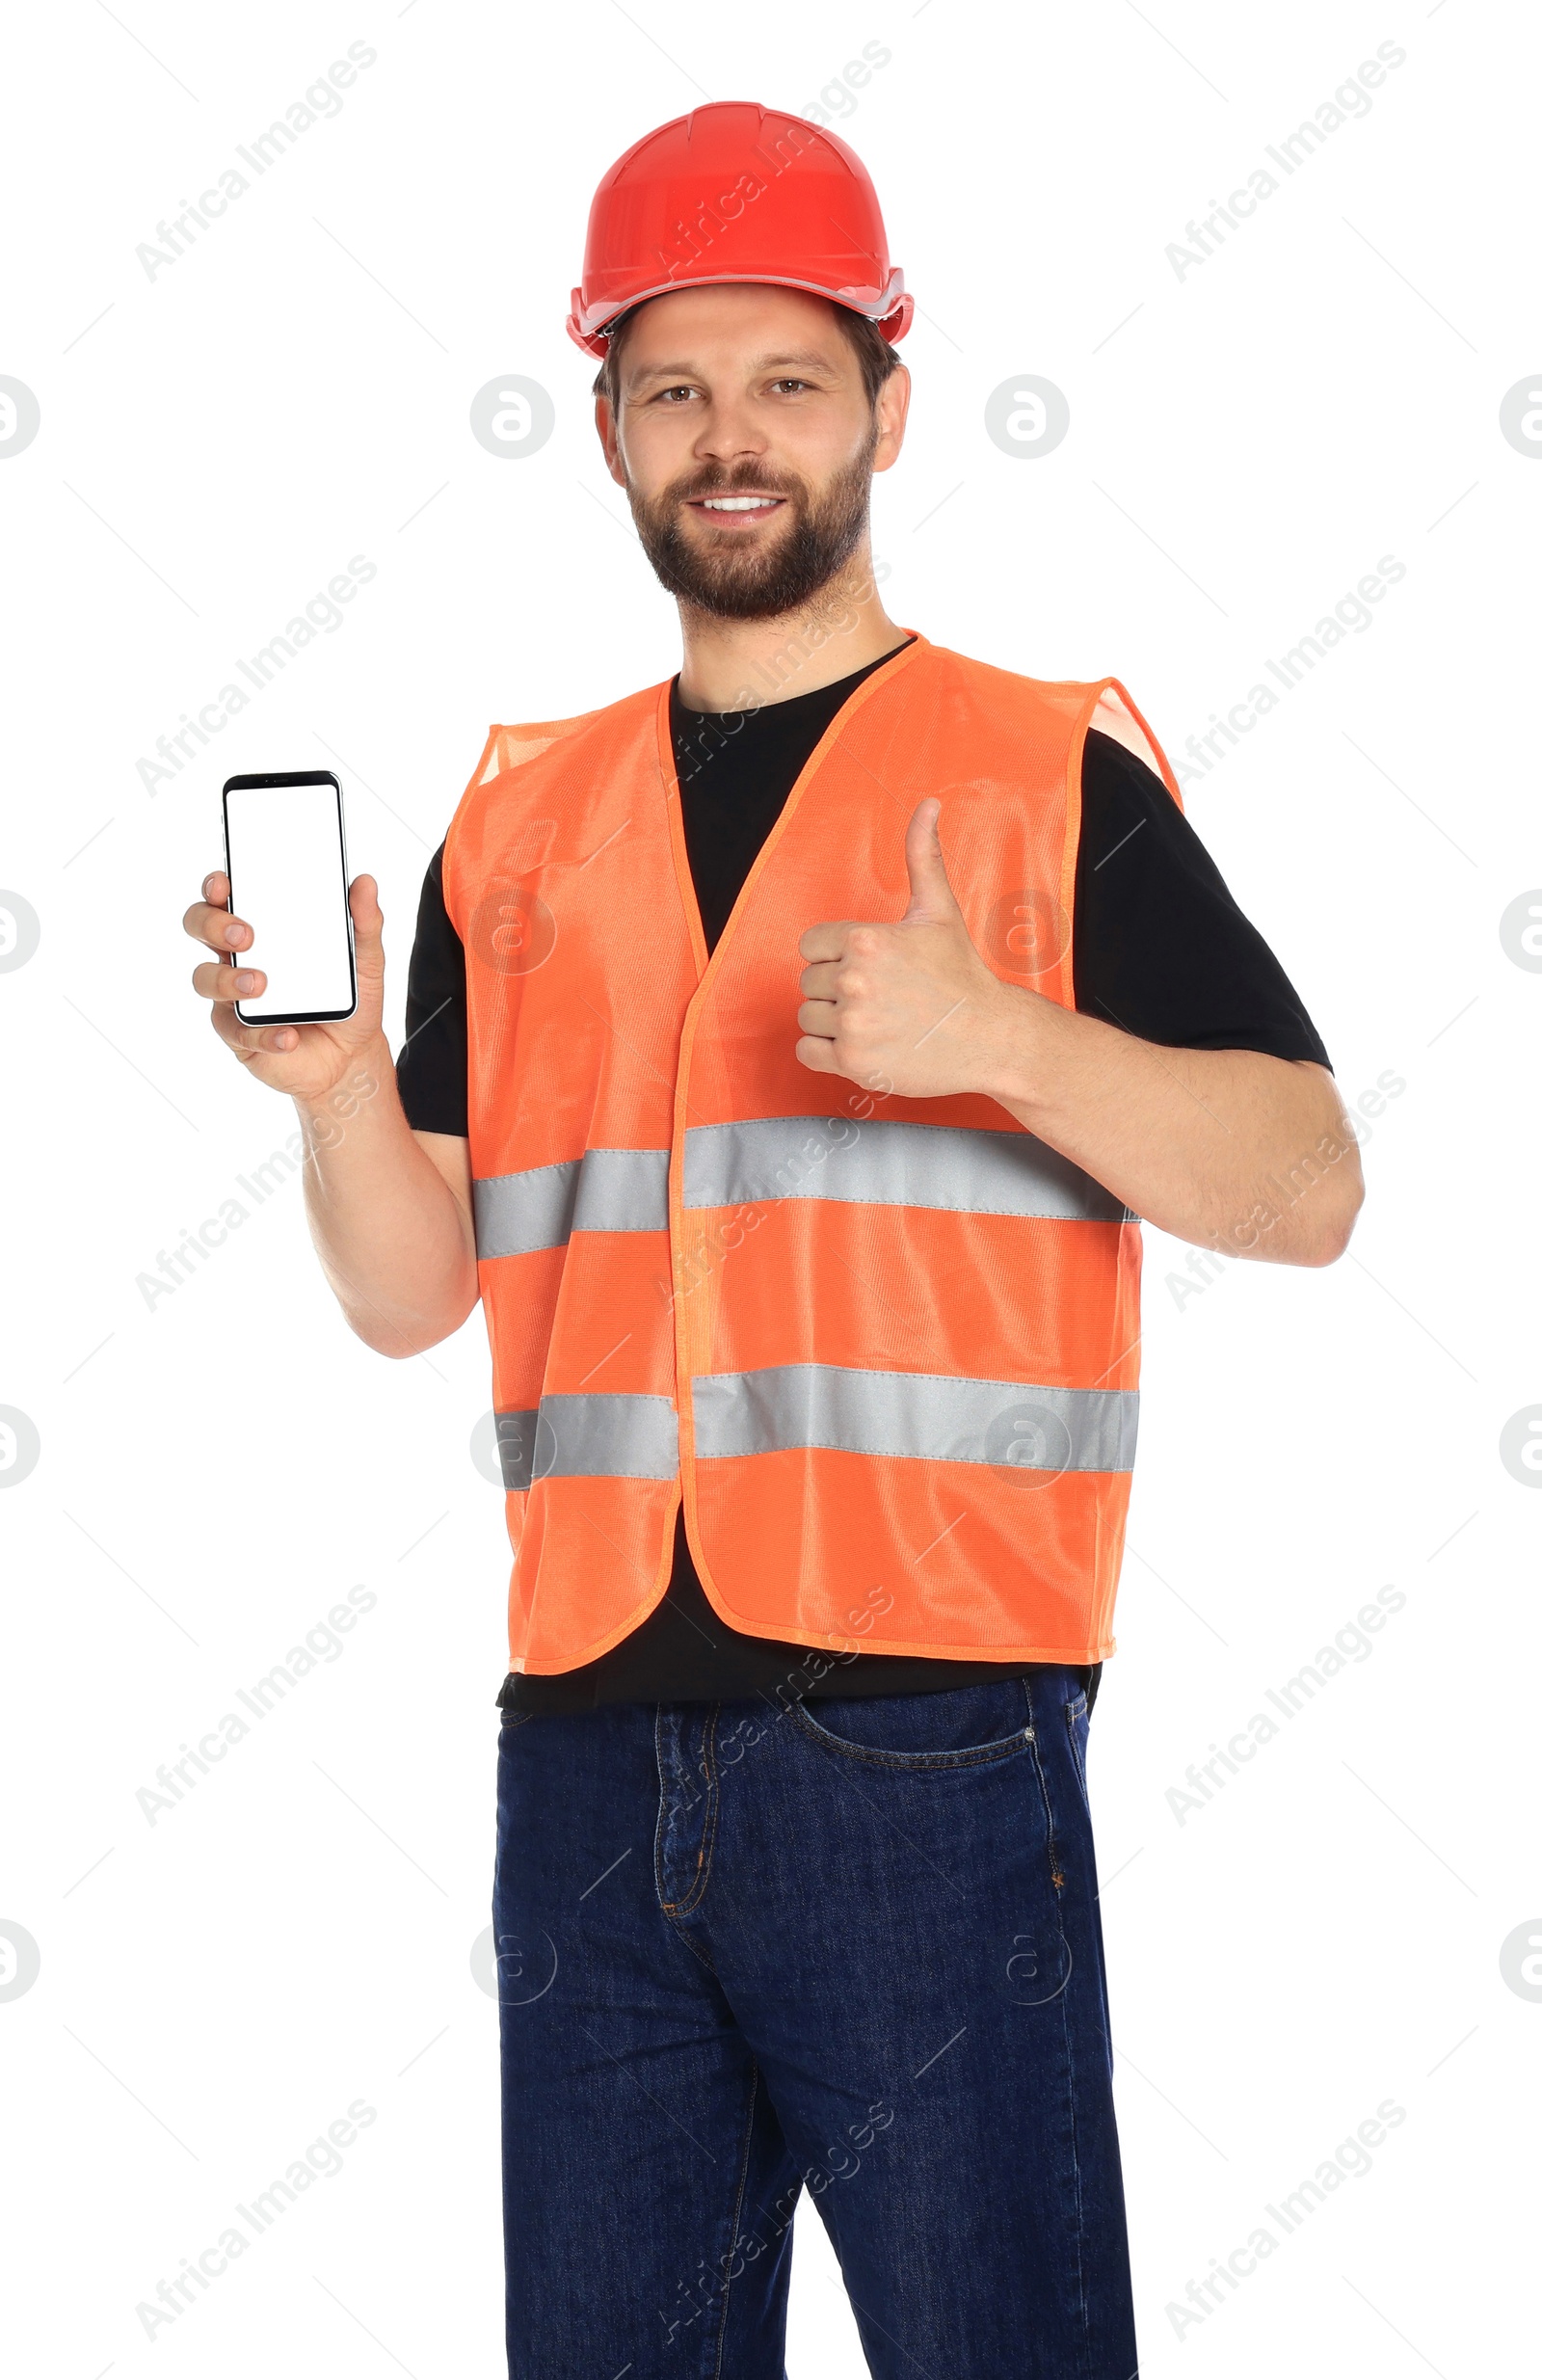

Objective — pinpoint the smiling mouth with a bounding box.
[686,494,786,523]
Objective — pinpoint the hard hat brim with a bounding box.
[566,271,913,359]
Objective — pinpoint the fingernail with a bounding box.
[225,923,244,946]
[236,972,259,993]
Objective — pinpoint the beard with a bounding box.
[624,424,878,622]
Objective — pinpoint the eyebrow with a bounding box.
[626,348,840,388]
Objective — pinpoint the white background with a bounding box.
[2,2,1536,2373]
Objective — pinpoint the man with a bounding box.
[186,100,1361,2380]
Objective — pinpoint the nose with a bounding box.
[691,393,769,472]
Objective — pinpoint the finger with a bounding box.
[900,798,962,925]
[798,960,844,999]
[201,869,229,903]
[796,1000,838,1038]
[210,1004,299,1060]
[183,896,255,954]
[794,1033,837,1074]
[798,920,854,963]
[192,961,267,1003]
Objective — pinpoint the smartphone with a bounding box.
[221,770,358,1026]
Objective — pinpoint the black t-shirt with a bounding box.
[398,641,1331,1713]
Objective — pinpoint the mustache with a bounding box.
[670,465,806,505]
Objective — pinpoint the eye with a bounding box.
[653,384,698,404]
[769,377,812,395]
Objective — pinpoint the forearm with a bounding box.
[293,1035,479,1352]
[978,997,1364,1267]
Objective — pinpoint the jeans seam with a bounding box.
[1036,1671,1095,2373]
[1058,1983,1096,2376]
[1066,1696,1089,1798]
[710,2057,760,2380]
[1023,1674,1068,1892]
[672,1706,721,1916]
[654,1708,723,1937]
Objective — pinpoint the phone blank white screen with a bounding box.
[226,783,353,1019]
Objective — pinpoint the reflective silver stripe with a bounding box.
[491,1393,678,1491]
[681,1115,1127,1223]
[474,1147,670,1258]
[691,1364,1137,1474]
[490,1409,539,1492]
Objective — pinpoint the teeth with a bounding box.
[700,495,778,510]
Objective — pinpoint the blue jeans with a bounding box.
[493,1669,1138,2377]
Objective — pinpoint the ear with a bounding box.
[872,360,912,474]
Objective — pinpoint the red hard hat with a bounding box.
[567,100,914,358]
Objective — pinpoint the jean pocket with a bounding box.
[787,1676,1035,1771]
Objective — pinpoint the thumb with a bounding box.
[900,799,962,924]
[348,875,386,1021]
[349,874,385,970]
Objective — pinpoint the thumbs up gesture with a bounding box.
[796,798,1022,1100]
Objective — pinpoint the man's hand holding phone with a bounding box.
[183,868,388,1109]
[182,777,477,1354]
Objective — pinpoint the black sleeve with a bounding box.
[1072,731,1332,1070]
[396,841,470,1136]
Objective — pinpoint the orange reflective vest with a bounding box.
[440,632,1182,1676]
